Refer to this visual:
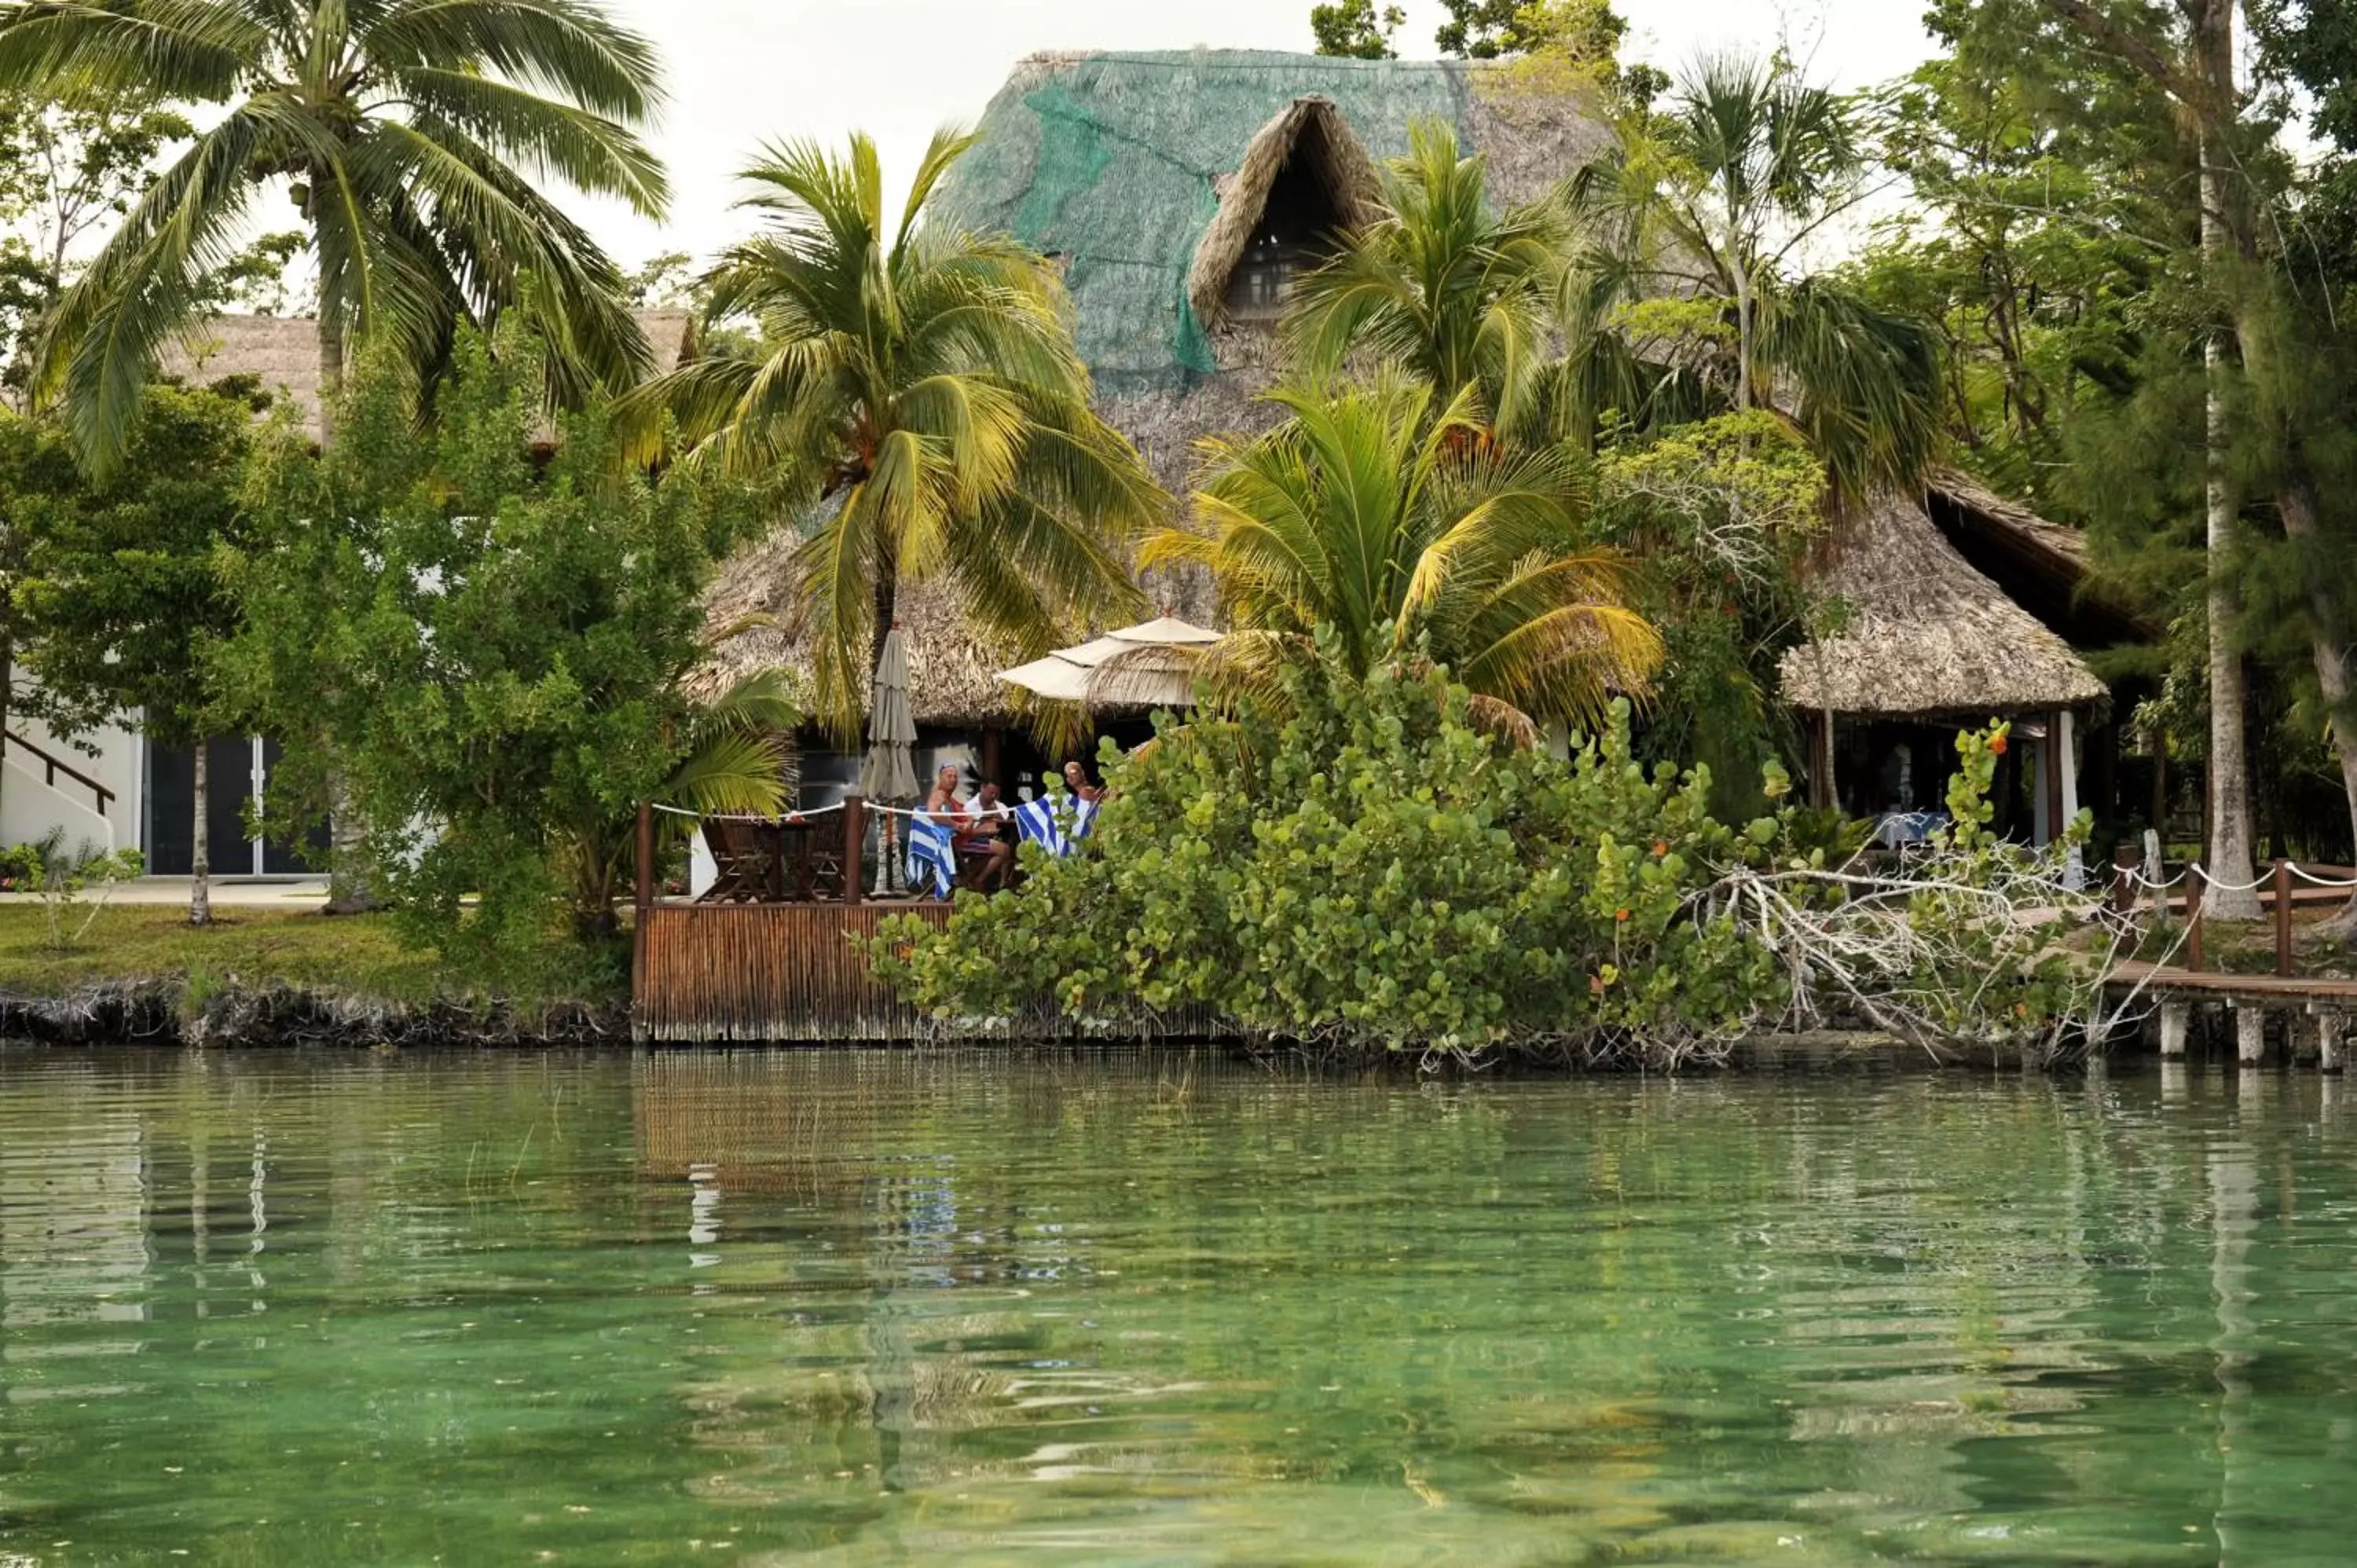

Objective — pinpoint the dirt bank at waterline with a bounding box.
[0,981,624,1048]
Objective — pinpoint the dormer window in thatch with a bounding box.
[1188,96,1385,332]
[1224,148,1347,320]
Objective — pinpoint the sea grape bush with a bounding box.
[874,634,1793,1064]
[874,641,2120,1065]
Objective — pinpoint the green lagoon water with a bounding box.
[1,1048,2354,1565]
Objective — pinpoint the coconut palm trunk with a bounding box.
[2271,473,2357,938]
[2194,2,2260,920]
[311,311,374,914]
[315,307,340,451]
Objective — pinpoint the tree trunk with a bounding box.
[0,606,13,834]
[190,739,211,929]
[313,311,379,915]
[315,297,341,450]
[2194,0,2261,919]
[324,766,377,915]
[2275,473,2357,938]
[870,555,897,698]
[1730,209,1754,416]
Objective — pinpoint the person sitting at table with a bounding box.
[923,764,968,827]
[962,780,1017,892]
[1062,760,1103,804]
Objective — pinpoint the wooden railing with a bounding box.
[2,729,115,815]
[2111,848,2357,979]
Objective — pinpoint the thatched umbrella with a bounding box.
[997,615,1219,709]
[860,625,919,896]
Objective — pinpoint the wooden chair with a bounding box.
[772,818,845,903]
[697,818,780,903]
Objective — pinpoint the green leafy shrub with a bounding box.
[874,633,1793,1065]
[874,642,2124,1067]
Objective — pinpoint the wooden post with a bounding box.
[2095,720,2118,833]
[2236,1005,2267,1065]
[2274,858,2294,977]
[2296,1003,2326,1064]
[2161,1002,2190,1058]
[2321,1009,2346,1073]
[844,793,865,907]
[2043,709,2066,848]
[632,800,654,993]
[2186,866,2206,972]
[2113,844,2137,917]
[1809,713,1833,810]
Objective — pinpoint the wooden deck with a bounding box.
[2109,961,2357,1008]
[633,901,949,1043]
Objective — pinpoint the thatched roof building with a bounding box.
[936,48,1611,492]
[699,49,1614,725]
[695,50,2117,746]
[1779,489,2109,720]
[157,308,699,442]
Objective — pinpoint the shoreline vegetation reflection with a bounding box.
[2,1048,2354,1563]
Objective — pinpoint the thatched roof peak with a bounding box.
[1185,95,1386,328]
[1780,490,2108,720]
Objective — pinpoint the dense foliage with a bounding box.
[875,637,2114,1064]
[874,636,1785,1064]
[618,130,1164,739]
[218,327,771,980]
[1145,376,1660,737]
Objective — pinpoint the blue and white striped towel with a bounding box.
[1014,793,1099,858]
[907,815,956,899]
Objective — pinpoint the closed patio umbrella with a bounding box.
[861,625,919,895]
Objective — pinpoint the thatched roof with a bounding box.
[156,308,698,442]
[693,525,1023,728]
[1924,466,2157,645]
[692,51,1612,724]
[933,49,1611,488]
[1780,491,2110,719]
[1926,467,2088,577]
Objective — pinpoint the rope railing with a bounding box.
[650,800,848,824]
[2110,860,2357,895]
[2107,849,2357,981]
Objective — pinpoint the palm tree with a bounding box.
[1566,53,1942,496]
[0,0,668,477]
[563,670,797,940]
[1285,118,1571,441]
[621,130,1164,741]
[1144,377,1661,738]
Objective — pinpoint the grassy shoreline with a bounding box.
[0,904,625,1017]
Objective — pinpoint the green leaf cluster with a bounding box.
[874,632,1790,1065]
[217,322,765,980]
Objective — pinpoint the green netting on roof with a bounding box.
[935,50,1475,393]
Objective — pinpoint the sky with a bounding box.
[582,0,1944,271]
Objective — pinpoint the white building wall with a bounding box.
[0,676,143,857]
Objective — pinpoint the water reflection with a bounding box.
[2,1049,2355,1563]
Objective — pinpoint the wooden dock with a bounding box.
[633,901,949,1043]
[2106,961,2357,1068]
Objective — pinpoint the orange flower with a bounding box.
[1651,840,1669,858]
[1615,907,1632,923]
[1589,973,1607,997]
[1988,733,2009,757]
